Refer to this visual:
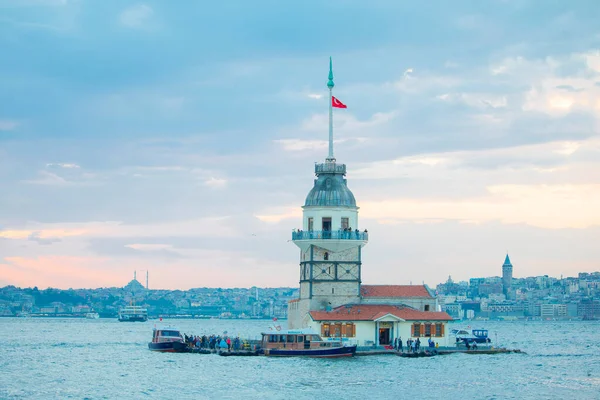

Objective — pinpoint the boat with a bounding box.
[260,329,356,358]
[85,312,99,319]
[450,327,491,345]
[118,305,148,322]
[399,350,438,358]
[148,326,189,352]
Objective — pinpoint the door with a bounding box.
[322,217,331,238]
[379,328,391,345]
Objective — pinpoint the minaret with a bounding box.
[502,254,513,298]
[288,59,368,329]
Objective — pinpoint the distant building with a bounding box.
[502,254,513,297]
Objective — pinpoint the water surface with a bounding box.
[1,319,599,399]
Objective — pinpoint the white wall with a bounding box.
[302,206,359,231]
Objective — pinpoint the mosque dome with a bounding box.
[304,165,356,207]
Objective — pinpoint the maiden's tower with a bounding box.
[287,59,452,346]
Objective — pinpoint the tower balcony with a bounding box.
[292,230,368,241]
[315,162,346,175]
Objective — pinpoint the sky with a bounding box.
[1,0,599,290]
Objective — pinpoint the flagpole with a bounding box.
[327,57,335,162]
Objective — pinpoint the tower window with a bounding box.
[341,217,349,229]
[324,252,329,260]
[332,288,335,294]
[308,217,313,231]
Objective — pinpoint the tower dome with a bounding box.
[304,168,356,207]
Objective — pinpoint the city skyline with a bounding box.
[1,1,600,289]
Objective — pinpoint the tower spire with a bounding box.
[327,57,335,162]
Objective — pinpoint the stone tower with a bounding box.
[502,254,513,297]
[287,59,368,329]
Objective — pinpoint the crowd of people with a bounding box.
[393,337,439,353]
[183,334,248,352]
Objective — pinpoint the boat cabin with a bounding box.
[261,329,342,350]
[151,327,184,344]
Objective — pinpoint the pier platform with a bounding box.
[355,346,524,356]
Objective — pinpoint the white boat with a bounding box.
[118,305,148,322]
[148,326,187,352]
[450,327,491,345]
[85,312,100,319]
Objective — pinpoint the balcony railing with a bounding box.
[292,230,368,241]
[315,162,346,175]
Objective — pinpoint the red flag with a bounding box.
[332,96,347,108]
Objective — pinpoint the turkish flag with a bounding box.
[332,96,347,108]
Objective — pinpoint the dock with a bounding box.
[355,346,524,356]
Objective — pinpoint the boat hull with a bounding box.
[119,315,148,322]
[399,351,437,358]
[148,341,189,353]
[264,345,356,358]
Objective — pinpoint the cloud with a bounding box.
[46,163,80,169]
[255,207,301,223]
[307,93,323,99]
[0,120,18,131]
[300,111,397,133]
[360,183,600,230]
[118,4,153,28]
[27,232,62,245]
[125,243,174,251]
[204,177,227,188]
[436,93,507,109]
[22,171,72,186]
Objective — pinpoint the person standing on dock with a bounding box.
[398,337,403,353]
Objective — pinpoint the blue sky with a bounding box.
[1,0,599,289]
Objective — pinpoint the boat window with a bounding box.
[161,331,180,337]
[297,335,304,342]
[279,335,285,343]
[286,335,295,343]
[269,335,278,343]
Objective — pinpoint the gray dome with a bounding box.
[304,174,356,207]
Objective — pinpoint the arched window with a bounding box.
[324,252,329,260]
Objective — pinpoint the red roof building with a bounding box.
[309,304,451,322]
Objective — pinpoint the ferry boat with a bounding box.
[148,326,188,352]
[118,305,148,322]
[85,312,100,319]
[260,329,356,358]
[450,327,491,345]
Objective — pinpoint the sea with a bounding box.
[1,318,599,400]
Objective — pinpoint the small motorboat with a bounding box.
[260,329,356,358]
[148,327,189,353]
[450,328,492,345]
[399,350,438,358]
